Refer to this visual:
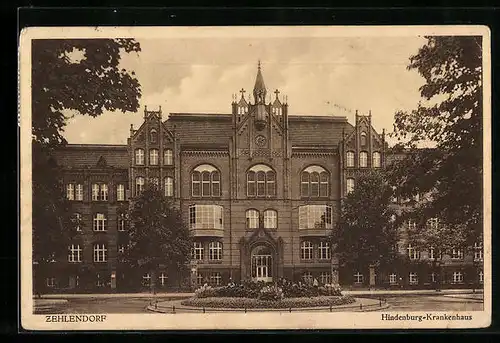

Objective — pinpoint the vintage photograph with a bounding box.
[19,26,491,330]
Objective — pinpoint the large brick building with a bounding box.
[45,64,483,292]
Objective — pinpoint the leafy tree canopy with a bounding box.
[388,36,483,245]
[125,186,192,276]
[334,171,399,268]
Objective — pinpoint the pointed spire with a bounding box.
[253,60,267,104]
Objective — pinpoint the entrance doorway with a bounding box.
[251,245,273,283]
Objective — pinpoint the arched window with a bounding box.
[360,132,367,146]
[135,176,145,195]
[135,149,144,165]
[346,151,355,168]
[150,129,157,143]
[359,151,368,167]
[301,166,329,197]
[149,149,159,165]
[164,149,173,165]
[373,152,381,168]
[246,209,259,229]
[164,177,173,197]
[263,209,277,229]
[247,165,276,198]
[192,164,221,197]
[346,178,355,195]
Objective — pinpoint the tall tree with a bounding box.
[389,36,483,246]
[31,39,142,292]
[125,186,192,294]
[334,171,399,273]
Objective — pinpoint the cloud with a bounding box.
[62,35,427,145]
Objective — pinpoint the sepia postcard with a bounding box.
[19,25,491,331]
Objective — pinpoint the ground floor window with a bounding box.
[302,272,313,285]
[142,273,151,287]
[319,272,331,285]
[354,272,363,284]
[409,272,418,285]
[452,271,464,284]
[96,273,105,287]
[46,277,56,288]
[209,272,222,286]
[196,272,204,286]
[389,273,397,285]
[159,272,168,287]
[430,272,436,283]
[479,270,484,284]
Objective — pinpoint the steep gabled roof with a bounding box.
[51,144,129,169]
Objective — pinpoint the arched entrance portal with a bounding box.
[251,245,274,283]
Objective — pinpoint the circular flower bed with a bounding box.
[181,295,355,309]
[181,280,355,309]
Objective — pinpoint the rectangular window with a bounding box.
[68,244,82,263]
[298,205,332,230]
[318,241,331,260]
[93,213,107,231]
[209,272,222,286]
[451,248,464,260]
[118,245,125,254]
[346,152,355,168]
[256,172,266,197]
[452,271,464,284]
[100,184,108,201]
[74,213,82,231]
[389,273,397,285]
[202,172,211,197]
[149,149,159,165]
[46,277,56,288]
[354,272,363,284]
[118,214,126,231]
[117,184,125,201]
[92,183,108,201]
[66,184,75,200]
[346,178,355,194]
[135,149,144,165]
[191,242,204,260]
[263,210,277,229]
[359,151,368,167]
[93,244,107,262]
[164,149,173,165]
[75,184,83,201]
[409,272,418,285]
[164,177,173,197]
[301,241,313,260]
[209,241,223,261]
[479,270,484,284]
[320,272,331,285]
[474,242,483,261]
[407,244,420,260]
[246,210,259,229]
[189,205,224,230]
[247,172,256,197]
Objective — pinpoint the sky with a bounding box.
[62,34,428,146]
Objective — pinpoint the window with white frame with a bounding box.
[246,209,259,229]
[263,209,277,229]
[320,272,331,285]
[302,272,313,285]
[118,213,126,232]
[210,272,222,286]
[74,213,82,231]
[116,184,125,201]
[164,149,173,165]
[135,149,144,165]
[372,152,381,168]
[164,177,173,197]
[409,272,418,285]
[301,166,329,197]
[209,241,223,261]
[68,244,82,263]
[407,244,420,260]
[301,241,313,260]
[189,205,224,230]
[318,241,331,260]
[91,183,108,201]
[66,183,75,200]
[192,165,221,197]
[96,273,105,287]
[407,219,417,230]
[196,272,204,286]
[453,271,464,284]
[191,242,204,260]
[346,178,355,194]
[474,242,483,261]
[354,272,364,284]
[451,248,464,260]
[247,164,276,198]
[298,205,332,230]
[159,272,168,286]
[135,177,145,195]
[479,270,484,283]
[118,245,125,254]
[46,277,56,288]
[429,246,435,259]
[93,244,107,262]
[346,151,355,168]
[389,273,397,285]
[142,273,151,287]
[93,213,107,231]
[149,149,159,165]
[359,151,368,167]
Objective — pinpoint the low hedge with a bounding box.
[181,295,356,309]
